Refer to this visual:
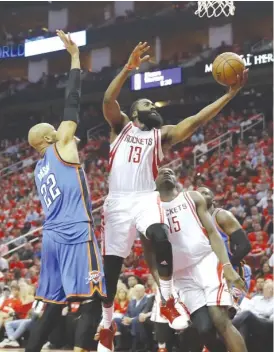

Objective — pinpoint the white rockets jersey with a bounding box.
[108,122,163,193]
[162,192,212,276]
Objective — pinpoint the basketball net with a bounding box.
[195,1,235,18]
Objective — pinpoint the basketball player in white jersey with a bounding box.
[152,168,248,352]
[98,42,248,351]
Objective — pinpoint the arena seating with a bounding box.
[0,110,272,351]
[0,111,272,287]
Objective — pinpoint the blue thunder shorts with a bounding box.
[36,233,106,303]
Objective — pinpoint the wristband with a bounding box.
[125,64,134,71]
[223,262,232,268]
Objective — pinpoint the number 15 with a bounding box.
[168,216,181,233]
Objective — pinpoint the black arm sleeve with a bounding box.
[63,68,81,123]
[230,229,252,266]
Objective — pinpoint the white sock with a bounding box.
[102,304,114,329]
[158,343,166,349]
[159,279,172,301]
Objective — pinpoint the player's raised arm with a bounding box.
[103,42,150,131]
[216,209,251,266]
[161,69,248,148]
[189,191,245,290]
[56,30,81,146]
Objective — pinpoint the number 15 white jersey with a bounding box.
[162,192,212,276]
[108,122,164,193]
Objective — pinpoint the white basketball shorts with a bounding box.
[174,252,233,314]
[101,191,168,258]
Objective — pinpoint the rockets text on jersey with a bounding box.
[108,122,163,193]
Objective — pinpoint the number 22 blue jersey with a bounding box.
[34,144,94,244]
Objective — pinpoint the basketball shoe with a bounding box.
[97,321,117,352]
[160,296,190,330]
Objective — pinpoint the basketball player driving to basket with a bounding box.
[98,42,248,352]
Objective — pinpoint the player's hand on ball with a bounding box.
[127,42,150,70]
[56,30,79,56]
[228,68,249,97]
[223,265,246,292]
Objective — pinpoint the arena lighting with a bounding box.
[155,101,168,108]
[24,30,86,57]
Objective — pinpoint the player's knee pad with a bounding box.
[146,223,173,277]
[146,223,169,243]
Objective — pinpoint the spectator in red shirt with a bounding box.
[241,182,257,198]
[114,288,129,316]
[8,253,25,271]
[250,233,268,257]
[0,284,21,328]
[261,262,273,280]
[26,267,39,285]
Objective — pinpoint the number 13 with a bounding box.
[128,146,142,163]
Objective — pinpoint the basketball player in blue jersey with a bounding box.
[198,187,251,280]
[26,31,106,352]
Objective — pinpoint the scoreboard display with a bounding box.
[131,67,182,91]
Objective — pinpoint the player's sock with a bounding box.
[159,279,172,301]
[158,343,166,349]
[102,304,114,329]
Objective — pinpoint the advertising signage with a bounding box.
[0,44,24,59]
[131,67,182,91]
[204,52,273,73]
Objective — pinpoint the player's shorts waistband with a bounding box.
[107,190,158,199]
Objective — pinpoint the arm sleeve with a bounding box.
[230,229,252,266]
[63,68,81,123]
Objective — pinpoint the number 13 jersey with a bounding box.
[108,122,163,193]
[34,144,93,244]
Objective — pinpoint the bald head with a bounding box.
[28,123,57,153]
[134,284,145,300]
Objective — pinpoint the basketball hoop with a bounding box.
[195,1,235,18]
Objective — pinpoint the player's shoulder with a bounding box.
[187,190,206,205]
[110,113,131,135]
[215,208,235,224]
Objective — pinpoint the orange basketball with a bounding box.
[212,52,245,86]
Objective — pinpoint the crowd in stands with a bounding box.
[0,109,272,350]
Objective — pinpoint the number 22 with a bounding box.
[40,174,61,209]
[128,146,142,163]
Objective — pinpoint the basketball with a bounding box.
[212,52,245,86]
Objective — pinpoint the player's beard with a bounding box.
[138,110,163,130]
